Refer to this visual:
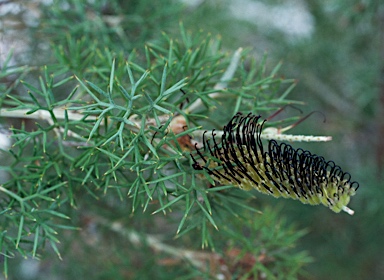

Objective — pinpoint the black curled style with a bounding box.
[191,112,359,214]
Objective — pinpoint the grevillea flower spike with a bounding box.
[191,113,359,215]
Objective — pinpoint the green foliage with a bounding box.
[222,207,312,280]
[0,19,307,277]
[37,0,182,63]
[6,0,381,279]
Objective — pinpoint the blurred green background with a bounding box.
[1,0,383,279]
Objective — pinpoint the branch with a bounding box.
[93,215,230,279]
[0,108,96,122]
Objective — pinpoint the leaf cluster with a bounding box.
[0,3,309,278]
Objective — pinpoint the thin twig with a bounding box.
[94,216,229,279]
[0,108,96,121]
